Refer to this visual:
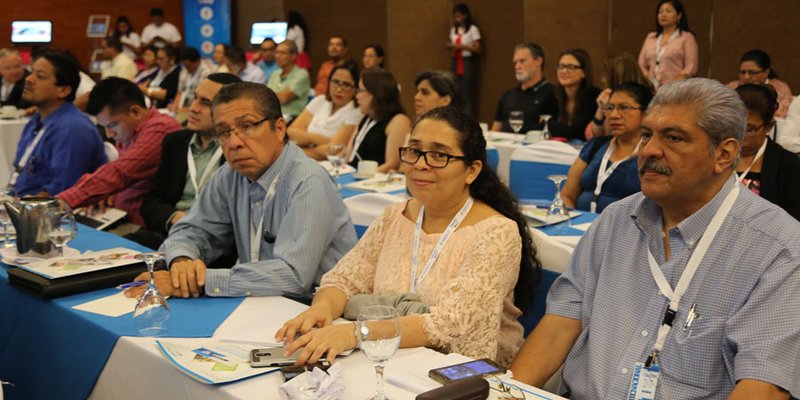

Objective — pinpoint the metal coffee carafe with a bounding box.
[4,197,61,257]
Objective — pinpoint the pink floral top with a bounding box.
[320,201,524,366]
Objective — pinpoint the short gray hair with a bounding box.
[647,78,746,153]
[279,39,298,55]
[211,82,284,140]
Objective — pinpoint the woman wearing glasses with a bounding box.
[277,107,539,367]
[548,49,601,143]
[734,84,800,221]
[637,0,698,88]
[287,61,362,160]
[562,82,653,213]
[348,69,411,172]
[727,50,793,119]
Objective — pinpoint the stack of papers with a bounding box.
[14,247,141,279]
[344,173,406,193]
[319,160,356,176]
[156,340,278,384]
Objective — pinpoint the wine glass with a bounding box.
[133,252,170,336]
[47,201,77,257]
[357,305,401,400]
[546,174,570,225]
[327,143,346,189]
[508,111,524,144]
[540,114,553,140]
[0,194,14,248]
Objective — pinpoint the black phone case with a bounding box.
[415,377,490,400]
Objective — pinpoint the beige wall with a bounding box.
[263,0,800,124]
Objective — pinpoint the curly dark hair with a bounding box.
[414,106,541,310]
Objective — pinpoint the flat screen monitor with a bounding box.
[250,22,287,45]
[11,21,52,44]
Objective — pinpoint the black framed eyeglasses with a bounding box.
[398,147,466,168]
[556,63,582,72]
[212,116,277,144]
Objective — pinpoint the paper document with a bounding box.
[72,292,137,317]
[343,173,406,193]
[318,160,356,176]
[75,207,127,230]
[571,222,592,232]
[156,340,278,384]
[15,247,141,279]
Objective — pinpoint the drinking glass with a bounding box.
[508,111,524,144]
[357,305,401,400]
[0,194,14,248]
[540,114,553,140]
[327,143,347,189]
[133,252,170,336]
[547,174,570,225]
[47,201,77,257]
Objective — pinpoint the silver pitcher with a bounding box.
[4,197,61,257]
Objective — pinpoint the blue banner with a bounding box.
[183,0,231,58]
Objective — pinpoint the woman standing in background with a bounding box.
[638,0,697,88]
[448,3,481,116]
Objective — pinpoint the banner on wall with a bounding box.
[183,0,231,58]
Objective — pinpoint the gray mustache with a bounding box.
[639,158,672,176]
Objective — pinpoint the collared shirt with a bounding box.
[100,52,137,81]
[238,62,268,85]
[176,63,210,109]
[174,134,220,211]
[258,60,278,82]
[547,177,800,399]
[163,143,357,299]
[268,66,311,117]
[12,102,107,196]
[494,78,557,133]
[58,109,181,226]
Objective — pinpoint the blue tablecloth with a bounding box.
[0,225,244,400]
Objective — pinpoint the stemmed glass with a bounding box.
[133,252,170,336]
[540,114,553,140]
[0,194,14,248]
[327,143,346,189]
[357,305,401,400]
[508,111,524,144]
[547,174,570,225]
[47,201,77,257]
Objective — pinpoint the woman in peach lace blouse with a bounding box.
[277,107,540,367]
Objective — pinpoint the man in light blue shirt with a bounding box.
[511,78,800,399]
[257,38,279,80]
[143,82,356,300]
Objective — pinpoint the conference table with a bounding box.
[0,118,27,189]
[0,167,593,400]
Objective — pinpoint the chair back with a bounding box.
[509,141,578,200]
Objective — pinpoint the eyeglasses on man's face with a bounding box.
[399,146,466,168]
[213,116,276,144]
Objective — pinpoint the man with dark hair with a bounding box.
[225,46,267,84]
[58,77,181,228]
[0,48,30,109]
[267,40,310,119]
[491,42,557,133]
[172,46,210,113]
[100,36,137,80]
[126,82,355,300]
[314,35,349,96]
[130,73,241,250]
[141,7,182,49]
[257,38,279,80]
[10,51,106,196]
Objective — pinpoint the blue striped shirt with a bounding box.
[164,143,357,299]
[547,177,800,399]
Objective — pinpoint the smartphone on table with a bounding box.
[428,358,506,384]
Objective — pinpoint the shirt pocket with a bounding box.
[660,316,730,393]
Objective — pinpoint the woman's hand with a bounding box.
[595,88,611,113]
[285,323,358,365]
[275,304,335,345]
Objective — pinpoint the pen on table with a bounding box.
[116,281,147,290]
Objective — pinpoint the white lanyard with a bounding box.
[735,140,767,183]
[645,183,740,366]
[349,118,376,162]
[186,143,223,197]
[9,125,47,187]
[410,197,474,293]
[591,139,640,213]
[249,171,282,262]
[653,30,679,86]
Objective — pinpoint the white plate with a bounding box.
[1,246,80,267]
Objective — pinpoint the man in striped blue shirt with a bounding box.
[132,82,356,301]
[511,79,800,399]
